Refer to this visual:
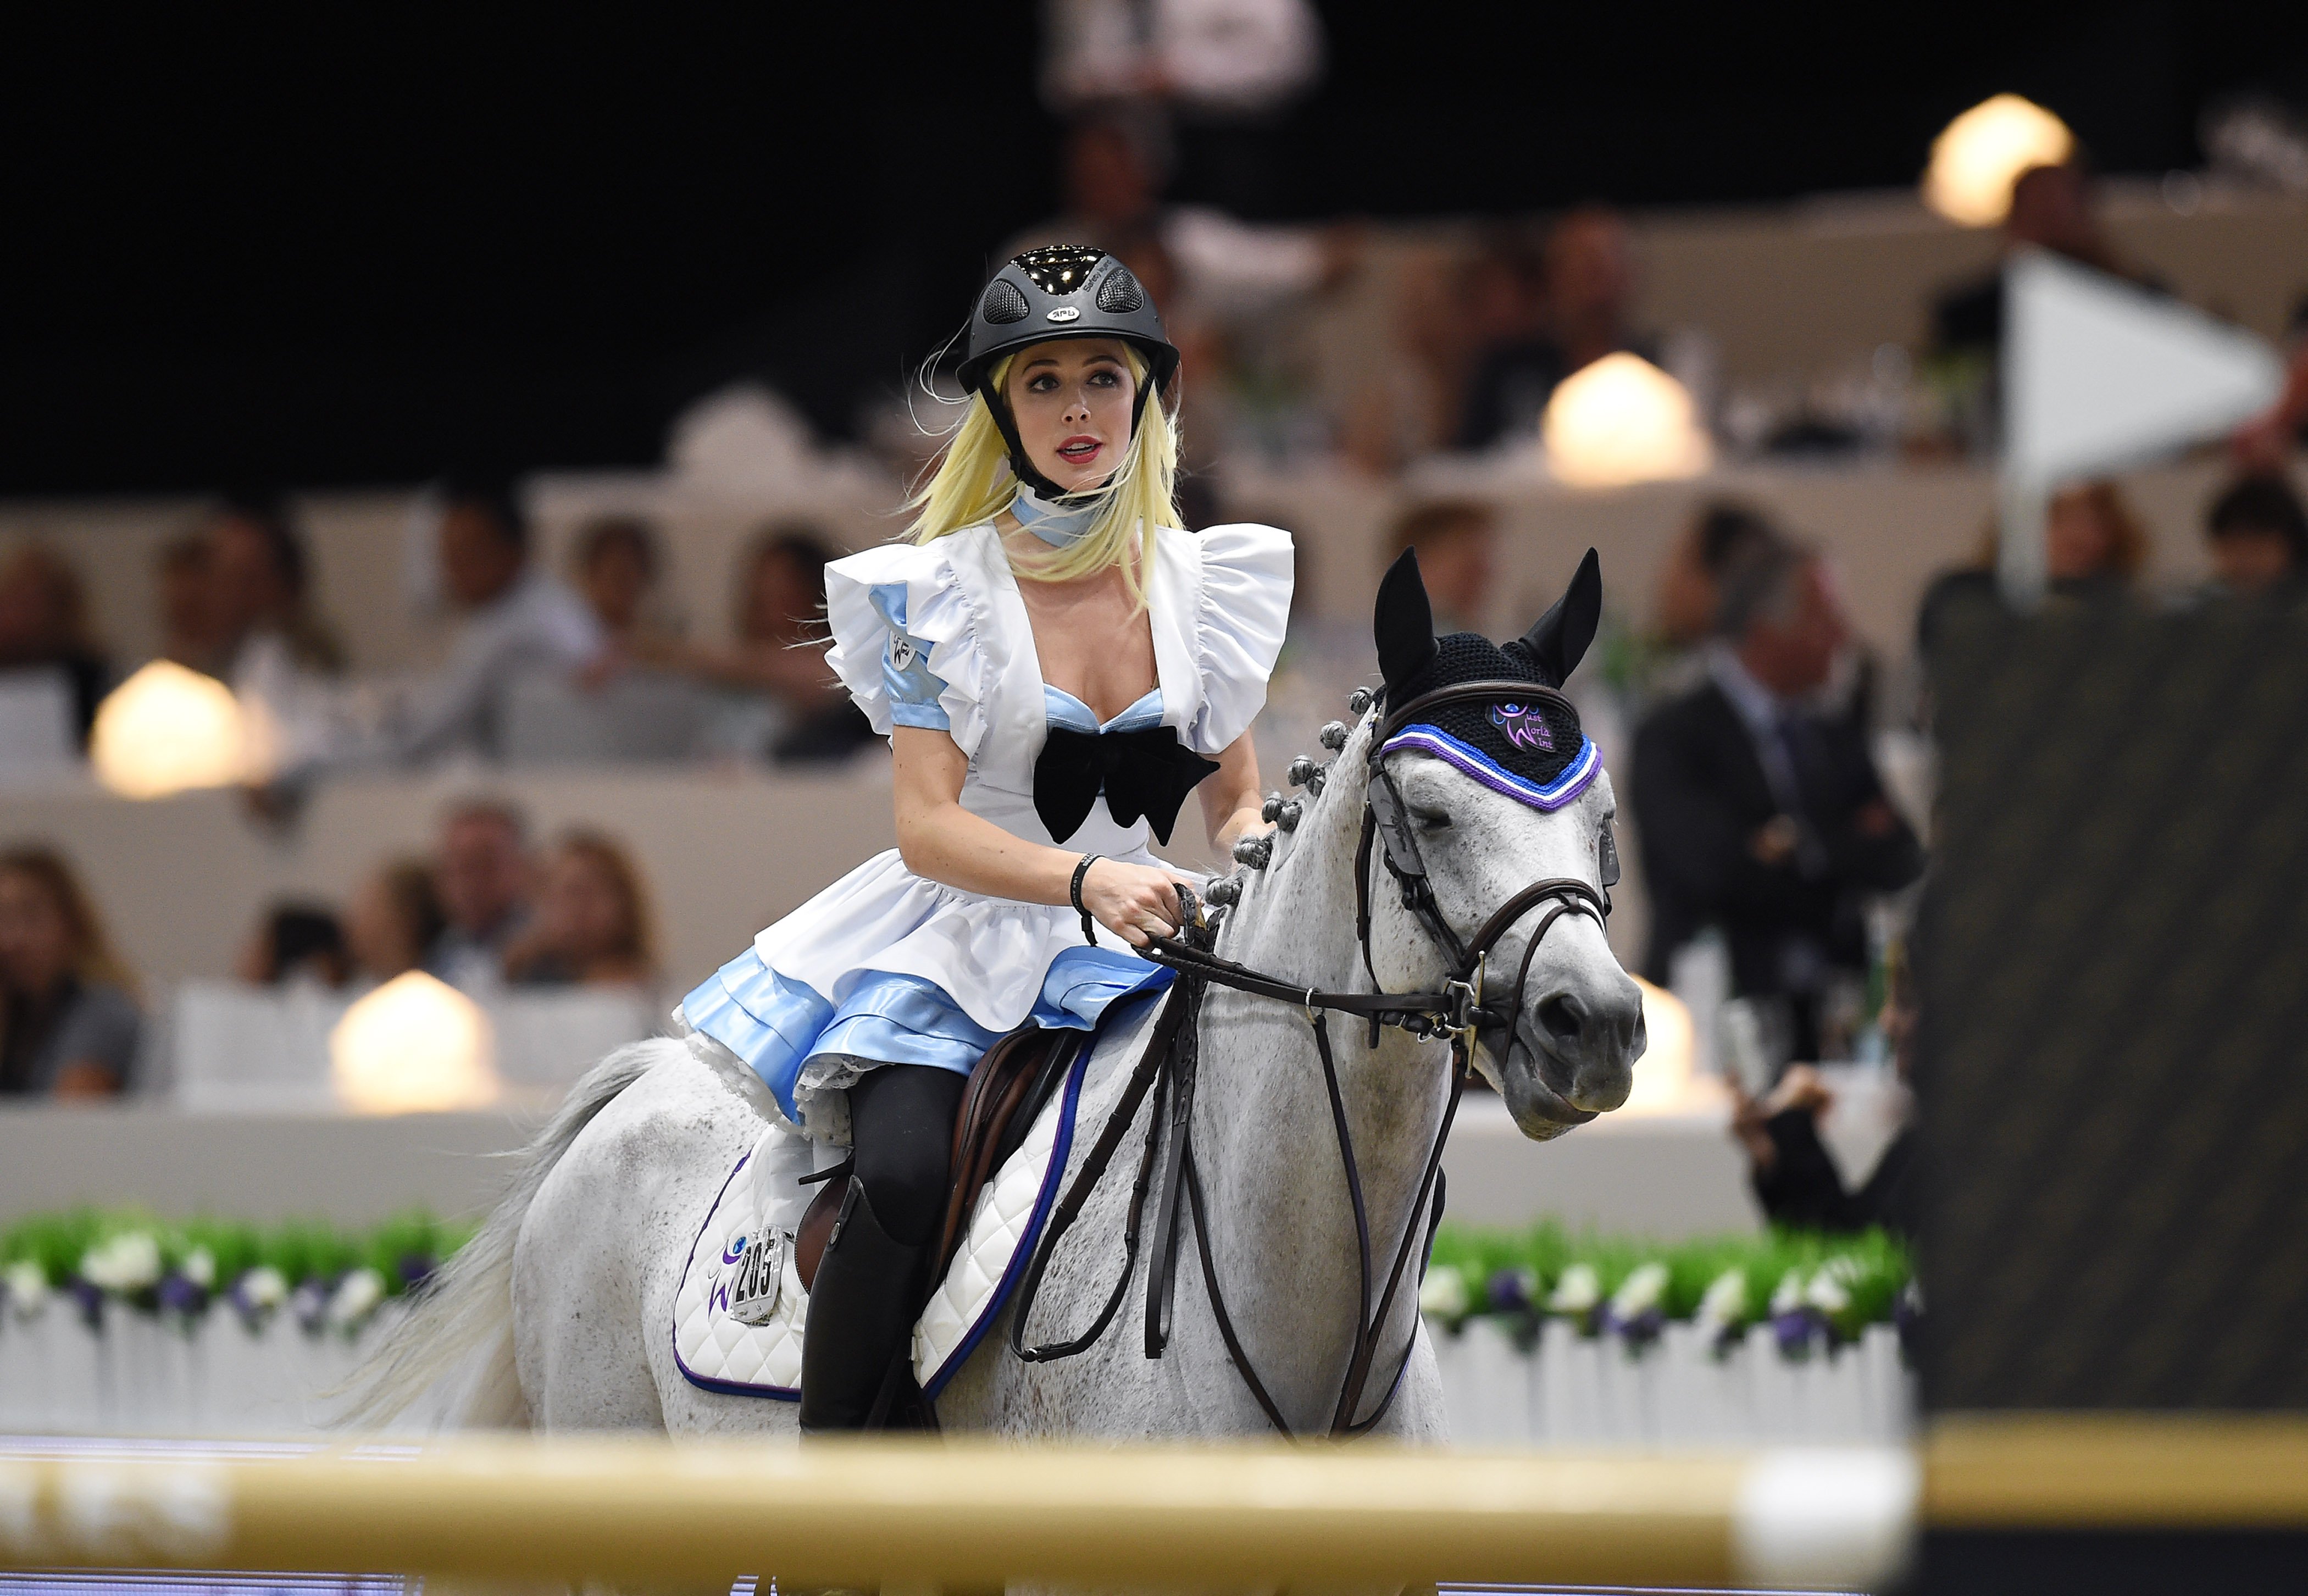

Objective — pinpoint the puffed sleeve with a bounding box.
[823,540,996,758]
[1186,522,1294,754]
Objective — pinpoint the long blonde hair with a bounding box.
[906,345,1180,608]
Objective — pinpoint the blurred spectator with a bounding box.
[155,535,224,674]
[1633,542,1924,1062]
[1916,479,2148,657]
[1931,162,2128,360]
[389,479,606,764]
[2231,322,2308,470]
[501,830,657,989]
[1010,105,1346,329]
[1655,501,1783,651]
[1728,980,1918,1240]
[1453,207,1658,453]
[235,902,351,987]
[2201,473,2308,598]
[1389,501,1498,635]
[345,860,447,986]
[0,846,140,1098]
[633,524,874,764]
[204,493,345,680]
[572,515,665,644]
[425,800,532,992]
[1039,0,1324,215]
[0,546,110,742]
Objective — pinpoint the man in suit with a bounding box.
[1632,541,1924,1062]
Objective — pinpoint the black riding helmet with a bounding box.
[955,245,1181,501]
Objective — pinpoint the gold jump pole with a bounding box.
[0,1438,1768,1588]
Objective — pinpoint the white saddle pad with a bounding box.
[672,1046,1090,1401]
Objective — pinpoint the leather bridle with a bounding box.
[1007,680,1613,1437]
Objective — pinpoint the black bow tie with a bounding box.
[1034,725,1220,846]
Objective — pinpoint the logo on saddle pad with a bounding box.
[1490,702,1556,753]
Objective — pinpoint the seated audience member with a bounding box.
[1458,207,1654,452]
[204,493,346,680]
[1388,501,1499,636]
[425,800,533,993]
[2232,317,2308,470]
[2201,473,2308,598]
[392,479,605,763]
[1632,542,1925,1063]
[1729,981,1917,1240]
[1932,162,2129,361]
[236,903,352,987]
[1655,501,1783,651]
[572,515,665,644]
[635,525,873,763]
[1916,479,2146,659]
[0,847,140,1098]
[345,860,446,985]
[501,830,657,989]
[155,535,224,674]
[0,546,110,743]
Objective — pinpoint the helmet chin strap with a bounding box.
[974,373,1158,508]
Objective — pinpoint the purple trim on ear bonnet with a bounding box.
[1380,724,1602,811]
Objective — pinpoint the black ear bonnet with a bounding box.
[1370,546,1605,810]
[956,245,1182,500]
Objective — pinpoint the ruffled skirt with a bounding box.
[678,847,1172,1141]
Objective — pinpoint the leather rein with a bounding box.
[1007,681,1611,1437]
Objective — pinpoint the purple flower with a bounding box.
[157,1273,208,1318]
[1484,1267,1535,1316]
[291,1277,332,1335]
[70,1278,104,1331]
[1608,1305,1666,1348]
[1771,1307,1818,1360]
[397,1253,435,1291]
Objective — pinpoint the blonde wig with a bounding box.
[906,346,1180,609]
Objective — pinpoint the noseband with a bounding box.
[1007,680,1612,1437]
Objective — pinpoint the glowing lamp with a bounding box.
[330,972,500,1115]
[89,661,249,799]
[1923,94,2074,227]
[1541,353,1712,488]
[1618,976,1696,1115]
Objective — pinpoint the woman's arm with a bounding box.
[1197,730,1267,854]
[891,727,1194,947]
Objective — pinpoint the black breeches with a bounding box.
[845,1061,967,1248]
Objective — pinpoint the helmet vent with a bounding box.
[980,280,1030,325]
[1017,245,1106,296]
[1095,267,1145,314]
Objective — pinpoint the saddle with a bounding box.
[793,1025,1081,1293]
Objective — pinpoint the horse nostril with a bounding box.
[1538,994,1585,1045]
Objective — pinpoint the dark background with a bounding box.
[4,3,2303,494]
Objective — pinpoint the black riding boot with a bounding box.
[798,1176,929,1433]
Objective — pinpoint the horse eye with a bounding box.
[1413,808,1453,832]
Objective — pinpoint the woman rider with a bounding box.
[675,246,1290,1429]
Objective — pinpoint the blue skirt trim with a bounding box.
[683,944,1173,1126]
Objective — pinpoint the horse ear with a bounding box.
[1507,547,1602,687]
[1374,548,1438,695]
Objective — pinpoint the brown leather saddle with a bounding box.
[794,1025,1081,1292]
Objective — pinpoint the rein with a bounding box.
[1007,680,1610,1437]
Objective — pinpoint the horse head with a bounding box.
[1368,546,1645,1139]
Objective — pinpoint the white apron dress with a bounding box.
[676,519,1293,1143]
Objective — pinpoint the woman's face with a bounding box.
[0,871,73,995]
[539,849,628,966]
[1002,338,1135,495]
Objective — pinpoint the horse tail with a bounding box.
[334,1038,674,1430]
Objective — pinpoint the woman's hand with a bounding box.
[1080,857,1191,947]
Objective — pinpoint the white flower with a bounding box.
[325,1268,386,1332]
[4,1261,49,1320]
[238,1266,288,1312]
[1418,1265,1471,1321]
[1769,1268,1806,1318]
[1802,1268,1852,1318]
[180,1248,217,1290]
[1608,1262,1669,1321]
[1695,1268,1748,1331]
[1547,1263,1601,1316]
[80,1232,163,1293]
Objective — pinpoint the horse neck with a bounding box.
[1191,748,1453,1418]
